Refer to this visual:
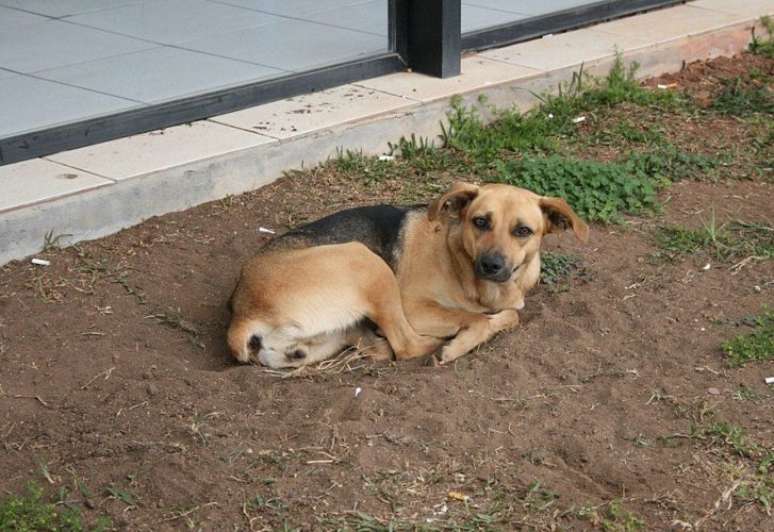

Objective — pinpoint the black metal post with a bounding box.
[394,0,461,78]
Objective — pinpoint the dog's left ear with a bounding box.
[428,182,480,221]
[539,196,590,243]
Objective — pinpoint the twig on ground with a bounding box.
[80,366,116,389]
[12,394,51,408]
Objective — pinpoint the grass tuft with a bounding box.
[655,218,774,262]
[0,483,110,532]
[711,77,773,116]
[735,453,774,513]
[602,500,645,532]
[723,309,774,367]
[749,16,774,58]
[540,252,583,290]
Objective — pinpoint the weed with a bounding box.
[329,149,398,184]
[692,421,758,458]
[626,145,717,182]
[602,500,645,532]
[522,480,559,512]
[442,98,563,162]
[711,77,773,117]
[441,56,686,168]
[540,252,583,291]
[735,453,774,513]
[248,494,286,513]
[105,484,136,506]
[655,218,774,262]
[492,155,659,222]
[749,16,774,58]
[0,482,110,531]
[590,120,667,147]
[723,309,774,367]
[42,230,72,252]
[579,56,685,109]
[733,385,761,401]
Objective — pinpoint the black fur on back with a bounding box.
[267,204,422,268]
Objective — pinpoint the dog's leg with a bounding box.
[364,261,441,360]
[345,327,393,361]
[405,301,519,364]
[439,309,519,364]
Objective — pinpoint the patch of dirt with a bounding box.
[643,53,773,107]
[1,53,772,530]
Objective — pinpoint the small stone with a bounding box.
[707,387,721,395]
[146,383,159,397]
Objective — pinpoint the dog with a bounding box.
[228,182,589,368]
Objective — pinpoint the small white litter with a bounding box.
[258,226,276,235]
[657,83,678,90]
[702,263,711,271]
[354,387,362,397]
[31,258,50,266]
[378,154,395,161]
[765,377,774,385]
[547,113,554,119]
[572,116,586,124]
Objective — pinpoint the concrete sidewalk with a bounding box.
[1,0,772,266]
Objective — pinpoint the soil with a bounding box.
[1,53,772,531]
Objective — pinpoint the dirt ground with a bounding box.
[1,53,772,531]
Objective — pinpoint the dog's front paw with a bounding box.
[439,344,464,365]
[489,309,519,330]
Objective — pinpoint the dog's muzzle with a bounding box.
[474,252,512,283]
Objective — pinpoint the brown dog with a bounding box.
[228,182,588,367]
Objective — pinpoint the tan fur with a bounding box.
[228,183,588,367]
[397,183,588,363]
[228,242,438,368]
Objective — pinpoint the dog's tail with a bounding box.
[227,319,264,363]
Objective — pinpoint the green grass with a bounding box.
[711,77,774,117]
[441,56,687,167]
[723,309,774,367]
[655,217,774,262]
[492,155,660,222]
[625,145,717,182]
[735,453,774,513]
[589,120,667,147]
[601,501,645,532]
[749,16,774,58]
[694,421,758,458]
[540,252,583,290]
[0,483,110,532]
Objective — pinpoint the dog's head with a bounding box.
[428,182,589,283]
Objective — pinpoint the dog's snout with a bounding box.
[475,252,511,282]
[479,253,504,274]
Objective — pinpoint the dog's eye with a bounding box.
[472,217,490,230]
[513,225,533,237]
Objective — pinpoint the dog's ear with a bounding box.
[539,196,589,243]
[428,182,480,221]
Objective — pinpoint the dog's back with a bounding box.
[261,204,421,269]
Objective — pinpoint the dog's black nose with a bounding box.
[478,253,505,276]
